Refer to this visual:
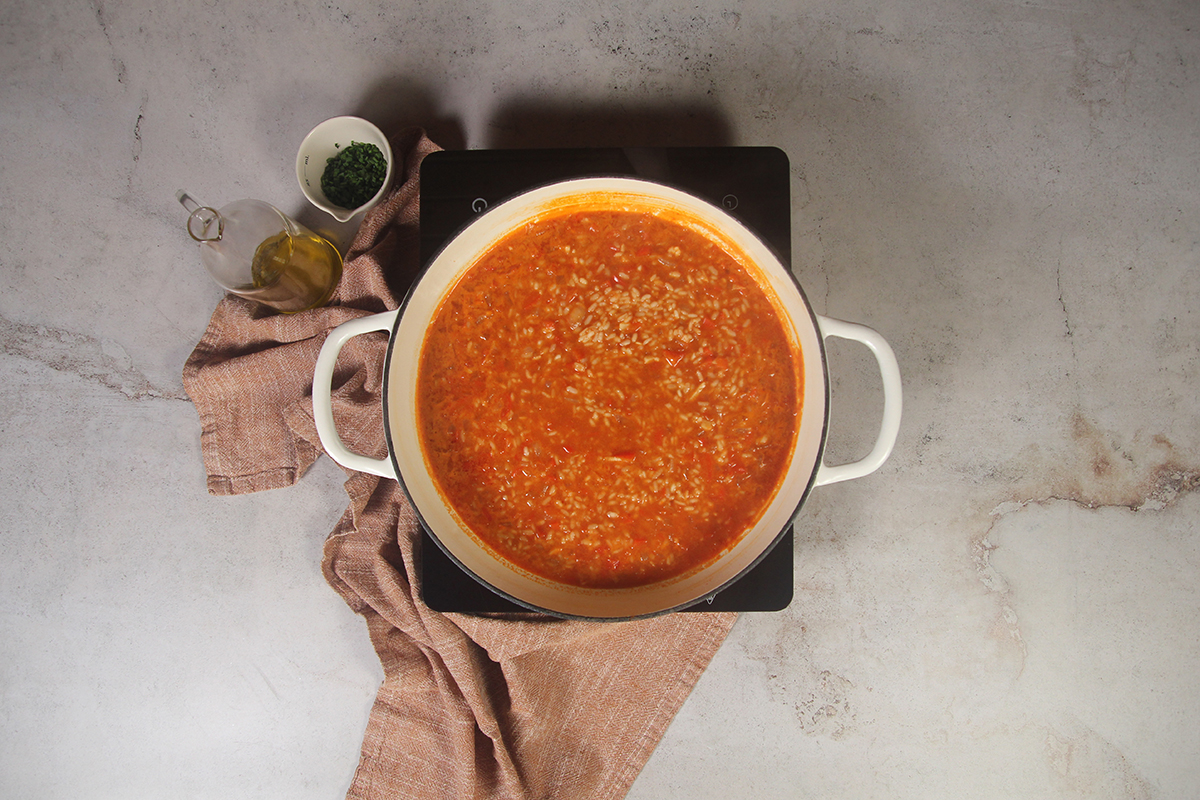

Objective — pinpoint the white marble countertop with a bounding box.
[3,0,1198,797]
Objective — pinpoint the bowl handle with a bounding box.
[312,310,399,480]
[812,316,903,487]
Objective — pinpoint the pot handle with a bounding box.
[812,316,903,487]
[312,310,399,480]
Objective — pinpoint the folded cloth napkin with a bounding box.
[182,128,737,800]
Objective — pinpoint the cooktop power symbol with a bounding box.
[471,197,488,213]
[721,194,739,210]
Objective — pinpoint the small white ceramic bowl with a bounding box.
[296,116,395,223]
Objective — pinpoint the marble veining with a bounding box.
[0,313,188,402]
[2,0,1199,797]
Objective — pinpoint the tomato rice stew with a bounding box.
[417,207,801,589]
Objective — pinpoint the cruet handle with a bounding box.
[176,189,223,242]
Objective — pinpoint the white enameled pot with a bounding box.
[313,178,902,620]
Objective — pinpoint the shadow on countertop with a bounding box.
[484,101,734,149]
[354,77,468,151]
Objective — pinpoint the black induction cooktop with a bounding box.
[416,147,794,614]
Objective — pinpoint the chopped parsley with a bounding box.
[320,141,387,209]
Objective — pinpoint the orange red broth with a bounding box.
[417,207,800,589]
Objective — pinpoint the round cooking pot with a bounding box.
[313,177,902,620]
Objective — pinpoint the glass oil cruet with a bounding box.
[177,191,343,314]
